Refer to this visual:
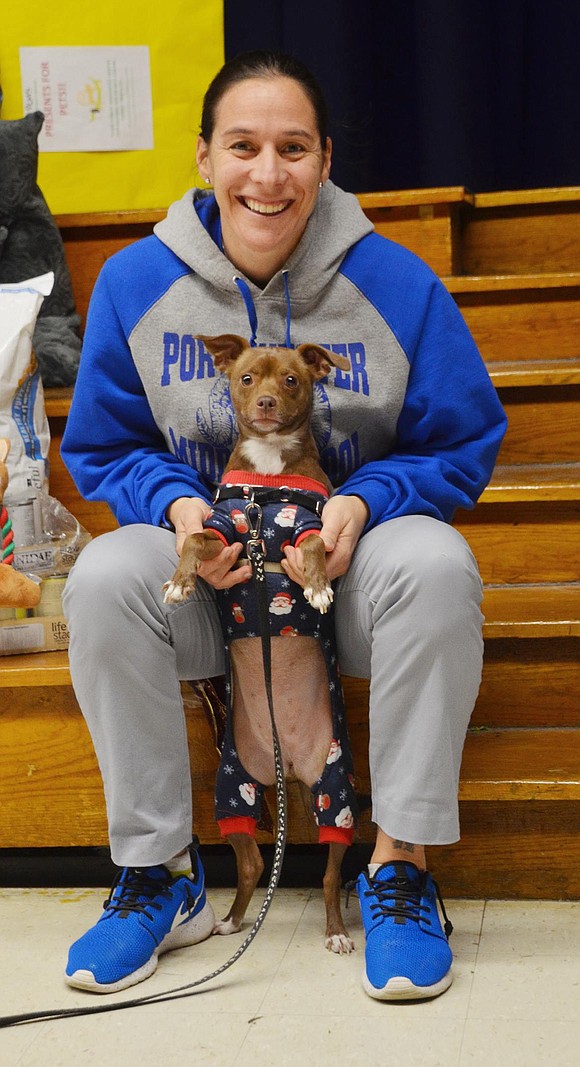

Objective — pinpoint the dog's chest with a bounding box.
[209,496,324,640]
[240,434,301,475]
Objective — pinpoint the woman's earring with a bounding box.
[204,176,211,185]
[319,181,323,188]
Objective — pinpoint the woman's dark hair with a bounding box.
[200,50,329,148]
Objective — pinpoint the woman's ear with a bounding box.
[196,135,210,183]
[321,136,332,183]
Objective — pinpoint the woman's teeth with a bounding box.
[243,198,289,215]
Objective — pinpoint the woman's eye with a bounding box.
[241,374,253,386]
[283,143,306,156]
[230,142,253,154]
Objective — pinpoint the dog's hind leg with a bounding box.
[323,842,355,954]
[213,833,264,935]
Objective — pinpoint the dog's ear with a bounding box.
[295,343,350,380]
[196,334,250,372]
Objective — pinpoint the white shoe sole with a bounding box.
[65,898,216,994]
[362,967,453,1001]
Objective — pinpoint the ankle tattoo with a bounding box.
[391,840,415,854]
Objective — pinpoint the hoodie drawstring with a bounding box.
[233,276,258,346]
[281,270,292,348]
[233,272,293,349]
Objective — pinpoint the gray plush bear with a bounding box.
[0,111,81,386]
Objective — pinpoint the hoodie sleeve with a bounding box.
[336,236,507,526]
[61,258,211,527]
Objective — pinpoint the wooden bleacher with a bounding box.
[1,187,579,899]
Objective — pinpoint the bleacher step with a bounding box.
[444,271,580,292]
[460,728,580,800]
[488,358,580,388]
[2,582,578,689]
[482,462,580,501]
[482,583,580,637]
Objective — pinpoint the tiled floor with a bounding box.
[1,886,579,1066]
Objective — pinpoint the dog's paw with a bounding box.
[325,933,355,954]
[162,578,194,604]
[303,583,334,614]
[212,917,243,936]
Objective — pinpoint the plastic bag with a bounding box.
[12,491,91,577]
[0,273,53,502]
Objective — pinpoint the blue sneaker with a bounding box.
[356,861,454,1000]
[65,847,215,993]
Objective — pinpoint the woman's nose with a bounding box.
[251,146,286,186]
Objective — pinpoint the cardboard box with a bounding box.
[0,615,69,655]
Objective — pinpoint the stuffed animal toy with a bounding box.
[0,439,41,608]
[0,111,81,386]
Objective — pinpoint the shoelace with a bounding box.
[367,871,429,926]
[346,869,453,938]
[103,868,181,920]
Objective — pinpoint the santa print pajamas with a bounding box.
[206,476,358,845]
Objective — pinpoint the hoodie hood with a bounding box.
[153,181,374,312]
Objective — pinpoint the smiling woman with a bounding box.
[196,75,331,284]
[59,48,506,1003]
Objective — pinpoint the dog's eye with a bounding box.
[285,376,298,388]
[240,374,253,386]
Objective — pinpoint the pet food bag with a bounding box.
[0,272,53,502]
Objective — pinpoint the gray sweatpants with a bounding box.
[62,515,484,867]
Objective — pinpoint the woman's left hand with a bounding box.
[282,494,369,586]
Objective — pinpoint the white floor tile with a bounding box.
[460,1017,580,1067]
[467,955,580,1022]
[235,1015,466,1067]
[6,1011,250,1067]
[0,888,578,1067]
[478,899,580,958]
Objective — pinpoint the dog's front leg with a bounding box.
[163,530,224,603]
[300,533,334,613]
[213,833,265,935]
[323,841,355,954]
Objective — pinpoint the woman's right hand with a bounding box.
[167,496,251,589]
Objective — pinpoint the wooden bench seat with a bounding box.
[0,650,71,687]
[459,728,580,801]
[444,271,580,292]
[462,187,580,276]
[480,583,580,637]
[482,462,580,501]
[488,358,580,387]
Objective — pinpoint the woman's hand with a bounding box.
[281,494,369,586]
[167,496,251,589]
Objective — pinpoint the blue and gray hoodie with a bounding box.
[61,181,507,529]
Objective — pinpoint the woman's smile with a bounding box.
[240,196,292,216]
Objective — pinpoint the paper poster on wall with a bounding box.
[20,46,154,152]
[0,0,224,213]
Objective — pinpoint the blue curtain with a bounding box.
[224,0,580,193]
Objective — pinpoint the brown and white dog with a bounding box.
[164,334,356,953]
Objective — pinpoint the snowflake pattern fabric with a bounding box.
[208,479,358,845]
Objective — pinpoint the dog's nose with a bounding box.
[256,395,277,412]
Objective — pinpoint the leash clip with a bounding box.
[244,499,266,581]
[244,499,263,540]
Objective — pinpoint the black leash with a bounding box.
[0,503,287,1029]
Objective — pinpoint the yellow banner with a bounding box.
[0,1,224,213]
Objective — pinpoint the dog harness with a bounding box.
[207,470,358,846]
